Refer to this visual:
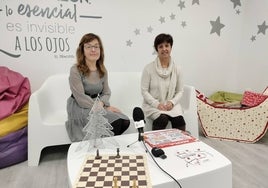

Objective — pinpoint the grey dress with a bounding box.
[65,65,129,142]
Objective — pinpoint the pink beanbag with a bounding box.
[0,66,31,120]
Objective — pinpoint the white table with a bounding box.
[67,133,232,188]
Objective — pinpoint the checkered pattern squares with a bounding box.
[73,154,151,188]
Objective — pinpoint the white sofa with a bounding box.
[28,72,198,166]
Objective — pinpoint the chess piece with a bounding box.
[115,148,120,158]
[132,178,137,188]
[95,149,102,159]
[113,176,118,188]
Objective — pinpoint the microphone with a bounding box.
[132,107,145,141]
[151,147,167,159]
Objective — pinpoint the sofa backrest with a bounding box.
[108,72,142,117]
[35,72,142,122]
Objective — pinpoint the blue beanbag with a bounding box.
[0,127,27,169]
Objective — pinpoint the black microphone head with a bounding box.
[151,147,167,159]
[132,107,145,122]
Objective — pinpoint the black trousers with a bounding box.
[152,114,186,131]
[111,119,130,135]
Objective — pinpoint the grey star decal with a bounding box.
[250,35,256,42]
[210,16,225,36]
[257,21,268,35]
[236,9,241,15]
[159,16,165,24]
[170,13,176,20]
[126,40,133,47]
[192,0,200,5]
[159,0,165,4]
[181,21,187,28]
[147,26,153,33]
[230,0,241,9]
[134,29,140,35]
[178,0,186,10]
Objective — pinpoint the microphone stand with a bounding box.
[127,140,139,147]
[127,129,144,147]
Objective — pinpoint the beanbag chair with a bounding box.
[0,102,28,137]
[0,127,27,169]
[0,66,31,120]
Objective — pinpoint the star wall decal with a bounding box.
[181,21,187,28]
[250,35,256,42]
[230,0,241,9]
[159,16,165,24]
[210,16,225,36]
[236,9,241,15]
[170,13,176,20]
[159,0,165,4]
[192,0,200,5]
[134,29,140,35]
[178,0,186,10]
[126,40,133,47]
[257,21,268,35]
[147,26,153,33]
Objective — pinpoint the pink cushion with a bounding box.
[241,91,268,107]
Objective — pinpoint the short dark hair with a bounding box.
[154,33,173,51]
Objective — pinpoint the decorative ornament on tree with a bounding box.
[75,96,119,152]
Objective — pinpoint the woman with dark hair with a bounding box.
[141,33,186,131]
[65,33,130,142]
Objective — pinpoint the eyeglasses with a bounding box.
[84,45,100,50]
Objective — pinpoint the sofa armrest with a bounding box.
[181,85,199,138]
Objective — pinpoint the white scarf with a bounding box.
[154,57,177,102]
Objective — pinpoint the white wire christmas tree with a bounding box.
[75,97,119,152]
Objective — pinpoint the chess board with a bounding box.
[73,154,152,188]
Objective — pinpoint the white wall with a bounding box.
[1,0,267,95]
[237,1,268,93]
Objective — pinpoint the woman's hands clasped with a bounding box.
[157,101,173,111]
